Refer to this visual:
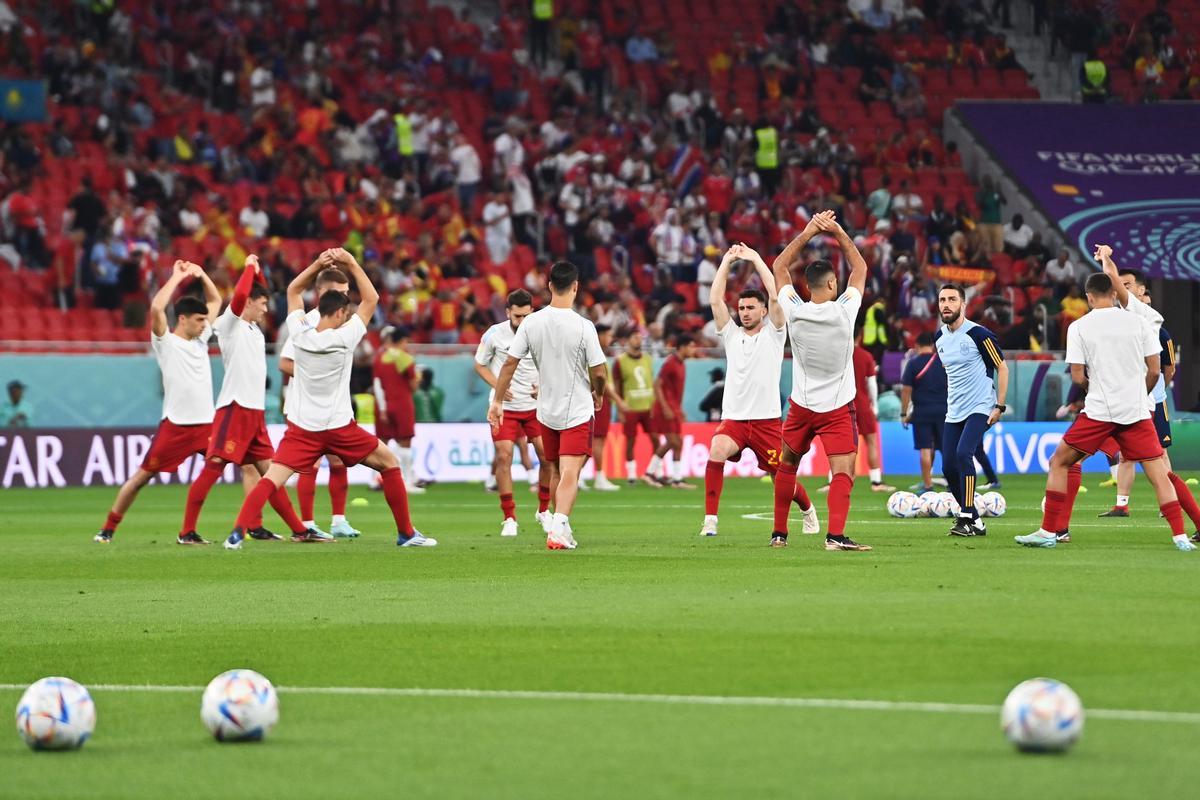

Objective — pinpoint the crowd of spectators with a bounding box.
[0,0,1168,356]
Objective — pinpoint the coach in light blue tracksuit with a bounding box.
[934,284,1008,537]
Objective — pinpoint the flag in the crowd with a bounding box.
[668,143,705,199]
[0,79,47,122]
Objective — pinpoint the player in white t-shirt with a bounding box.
[489,261,608,550]
[225,249,436,550]
[771,210,872,551]
[278,267,360,538]
[474,288,552,538]
[699,243,819,538]
[95,260,220,544]
[1016,270,1194,551]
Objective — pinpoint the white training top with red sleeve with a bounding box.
[778,284,862,412]
[284,310,367,432]
[213,306,266,410]
[1065,306,1159,425]
[717,319,785,420]
[506,306,605,430]
[151,325,215,425]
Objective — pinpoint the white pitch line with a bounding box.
[1,684,1196,724]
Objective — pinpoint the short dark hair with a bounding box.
[316,267,350,289]
[596,323,612,335]
[249,283,271,301]
[1118,268,1146,287]
[318,290,351,318]
[1085,272,1114,295]
[738,288,767,304]
[548,260,579,293]
[671,332,695,348]
[506,289,533,308]
[916,331,935,347]
[805,259,835,289]
[174,297,208,317]
[939,283,966,300]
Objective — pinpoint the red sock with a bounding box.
[380,466,413,535]
[1168,473,1200,530]
[538,483,551,513]
[328,464,348,516]
[1161,500,1185,537]
[1041,489,1066,533]
[704,460,724,515]
[500,492,516,520]
[104,511,123,532]
[792,480,812,511]
[181,462,223,534]
[1059,463,1083,531]
[773,462,797,533]
[236,478,278,530]
[268,484,307,533]
[297,471,316,520]
[827,472,853,535]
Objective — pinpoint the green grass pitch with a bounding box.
[2,474,1198,799]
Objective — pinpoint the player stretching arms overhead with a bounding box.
[224,249,435,550]
[935,283,1008,537]
[489,261,608,550]
[177,255,312,544]
[771,210,872,551]
[95,261,220,544]
[1015,271,1194,551]
[279,268,362,537]
[700,244,818,538]
[474,289,554,538]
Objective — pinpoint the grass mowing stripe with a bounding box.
[3,683,1197,725]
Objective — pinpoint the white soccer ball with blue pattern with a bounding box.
[15,676,96,750]
[201,669,279,742]
[916,491,941,517]
[887,491,922,518]
[980,491,1008,517]
[940,492,961,517]
[925,493,953,518]
[1001,677,1084,753]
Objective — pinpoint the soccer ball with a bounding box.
[925,494,953,518]
[15,677,96,750]
[887,491,921,518]
[1001,677,1084,753]
[980,492,1008,517]
[201,669,279,742]
[917,491,941,517]
[940,492,961,517]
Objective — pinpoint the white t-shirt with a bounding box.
[779,285,862,412]
[1066,306,1159,424]
[718,319,786,420]
[151,326,215,425]
[475,321,538,412]
[213,305,266,410]
[284,310,367,431]
[483,201,513,241]
[1122,293,1162,335]
[493,132,525,172]
[696,258,717,308]
[450,143,481,184]
[507,306,606,430]
[238,207,270,238]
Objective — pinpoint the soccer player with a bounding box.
[1015,271,1194,551]
[582,323,621,492]
[95,261,221,544]
[488,260,607,550]
[373,325,425,495]
[224,249,435,550]
[700,244,818,537]
[279,268,359,538]
[648,333,699,489]
[177,255,312,544]
[935,283,1008,537]
[474,289,553,537]
[852,326,896,493]
[770,210,872,551]
[612,329,658,486]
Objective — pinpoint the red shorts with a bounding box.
[622,409,654,440]
[650,406,683,436]
[206,403,274,465]
[781,400,858,457]
[141,419,212,473]
[272,420,380,473]
[715,418,783,473]
[493,408,543,443]
[1098,436,1120,459]
[541,419,594,462]
[594,397,612,438]
[854,402,879,436]
[1063,414,1163,462]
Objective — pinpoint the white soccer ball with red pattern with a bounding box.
[1001,677,1084,753]
[201,669,279,742]
[15,677,96,750]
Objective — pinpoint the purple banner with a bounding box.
[957,102,1200,280]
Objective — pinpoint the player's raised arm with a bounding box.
[816,212,867,297]
[230,254,260,317]
[772,210,834,299]
[708,247,739,330]
[737,243,785,328]
[187,262,222,323]
[287,251,330,315]
[331,248,378,325]
[1093,244,1129,307]
[149,260,190,337]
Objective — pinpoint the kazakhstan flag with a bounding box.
[0,79,47,122]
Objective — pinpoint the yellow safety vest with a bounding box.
[863,302,889,347]
[533,0,553,21]
[754,126,778,169]
[353,393,376,424]
[393,113,414,157]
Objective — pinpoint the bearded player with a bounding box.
[700,243,818,538]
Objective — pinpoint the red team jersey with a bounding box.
[656,354,686,411]
[852,346,875,410]
[373,347,417,440]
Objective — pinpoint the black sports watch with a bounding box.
[993,404,1007,412]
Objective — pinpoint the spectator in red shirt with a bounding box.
[577,20,606,107]
[647,333,699,487]
[6,176,48,269]
[701,159,733,216]
[429,289,461,344]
